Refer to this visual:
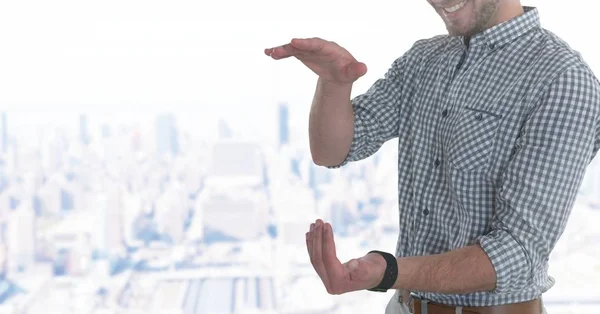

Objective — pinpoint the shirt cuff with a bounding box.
[476,229,532,294]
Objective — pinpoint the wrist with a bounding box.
[317,77,353,96]
[366,250,398,292]
[368,252,387,285]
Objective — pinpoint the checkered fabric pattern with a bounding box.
[328,7,600,306]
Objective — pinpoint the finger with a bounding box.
[265,44,306,60]
[306,231,312,258]
[312,219,331,291]
[307,223,315,259]
[322,223,345,293]
[290,37,327,53]
[306,231,310,252]
[322,223,341,268]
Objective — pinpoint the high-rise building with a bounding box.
[0,242,7,278]
[187,196,205,242]
[207,141,264,187]
[48,229,93,276]
[101,124,111,138]
[278,102,289,148]
[0,170,7,195]
[198,188,269,242]
[37,173,81,215]
[6,201,36,273]
[105,187,125,258]
[0,112,6,154]
[79,114,89,145]
[92,184,127,274]
[155,114,179,156]
[218,119,233,140]
[329,202,352,237]
[154,184,187,244]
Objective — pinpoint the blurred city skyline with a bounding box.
[0,105,406,313]
[0,107,599,313]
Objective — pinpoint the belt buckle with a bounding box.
[409,293,464,314]
[396,290,416,313]
[408,293,421,314]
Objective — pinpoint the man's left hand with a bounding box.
[306,219,387,294]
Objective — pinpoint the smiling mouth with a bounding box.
[443,0,468,14]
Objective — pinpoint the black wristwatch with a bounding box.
[366,250,398,292]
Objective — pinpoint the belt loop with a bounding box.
[455,306,462,314]
[421,299,428,314]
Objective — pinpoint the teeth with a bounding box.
[444,0,467,13]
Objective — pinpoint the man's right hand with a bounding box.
[264,37,368,85]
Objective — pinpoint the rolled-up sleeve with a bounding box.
[477,65,600,293]
[327,49,415,169]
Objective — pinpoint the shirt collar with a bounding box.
[458,6,540,50]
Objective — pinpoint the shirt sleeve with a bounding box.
[326,48,417,169]
[476,65,600,294]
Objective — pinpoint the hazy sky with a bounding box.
[0,0,598,134]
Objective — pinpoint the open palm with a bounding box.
[306,219,386,294]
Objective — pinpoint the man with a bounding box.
[265,1,600,313]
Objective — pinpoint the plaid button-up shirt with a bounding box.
[330,7,600,306]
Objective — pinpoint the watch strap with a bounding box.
[366,250,398,292]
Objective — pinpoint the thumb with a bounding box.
[346,62,368,80]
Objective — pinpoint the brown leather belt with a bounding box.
[410,294,543,314]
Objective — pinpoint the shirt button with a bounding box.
[423,208,430,216]
[488,43,496,50]
[442,109,449,117]
[434,159,441,168]
[475,113,483,121]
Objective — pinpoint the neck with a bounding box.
[490,1,524,27]
[462,1,524,46]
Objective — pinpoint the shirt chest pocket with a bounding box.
[447,107,501,172]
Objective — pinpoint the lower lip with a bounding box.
[442,0,469,20]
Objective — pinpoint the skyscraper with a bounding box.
[199,189,269,241]
[208,141,264,186]
[79,114,90,145]
[1,112,7,154]
[218,119,233,140]
[278,102,289,148]
[99,185,127,275]
[154,184,187,244]
[101,124,111,138]
[6,201,36,273]
[155,114,179,156]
